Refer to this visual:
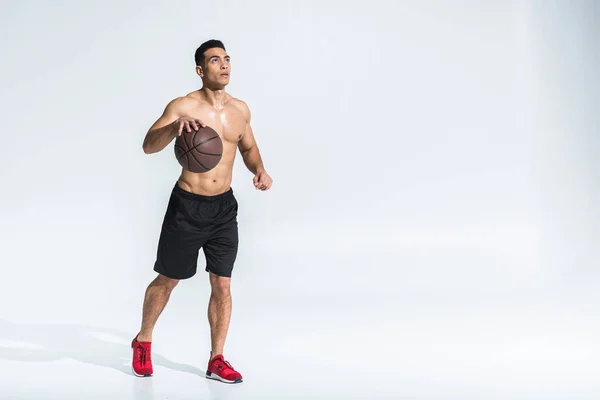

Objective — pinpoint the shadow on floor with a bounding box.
[0,318,205,378]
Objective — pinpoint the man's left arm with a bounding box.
[238,104,273,191]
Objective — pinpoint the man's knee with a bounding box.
[209,272,231,297]
[151,274,180,291]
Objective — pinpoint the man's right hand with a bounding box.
[176,117,207,136]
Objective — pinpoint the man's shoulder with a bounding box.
[227,95,248,109]
[227,96,250,118]
[179,91,204,104]
[166,92,202,111]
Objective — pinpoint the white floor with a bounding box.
[1,0,598,397]
[1,258,599,399]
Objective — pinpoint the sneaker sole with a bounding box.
[206,371,242,384]
[131,366,152,377]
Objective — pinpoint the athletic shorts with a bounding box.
[153,183,239,279]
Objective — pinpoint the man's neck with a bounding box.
[199,87,227,108]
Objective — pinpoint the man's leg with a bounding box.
[138,274,179,342]
[131,274,179,377]
[132,184,206,377]
[205,270,242,383]
[143,183,206,342]
[208,272,232,358]
[202,191,242,383]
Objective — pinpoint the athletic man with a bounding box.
[131,39,272,384]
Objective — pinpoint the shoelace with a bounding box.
[215,359,235,371]
[136,344,150,365]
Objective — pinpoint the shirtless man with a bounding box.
[131,39,272,384]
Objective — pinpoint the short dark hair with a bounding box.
[195,39,226,66]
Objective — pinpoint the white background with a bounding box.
[0,0,598,399]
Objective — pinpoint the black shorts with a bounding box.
[153,183,239,279]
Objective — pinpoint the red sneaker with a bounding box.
[206,354,243,384]
[131,334,153,377]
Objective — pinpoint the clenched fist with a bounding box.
[253,170,272,191]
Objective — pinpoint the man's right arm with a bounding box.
[142,98,183,154]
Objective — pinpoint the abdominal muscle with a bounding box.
[176,146,237,196]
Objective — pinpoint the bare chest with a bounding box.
[193,105,245,144]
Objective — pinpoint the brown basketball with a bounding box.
[174,126,223,173]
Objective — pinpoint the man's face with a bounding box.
[198,47,231,87]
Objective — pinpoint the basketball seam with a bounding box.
[191,128,199,151]
[174,144,187,164]
[194,150,221,156]
[187,149,209,172]
[180,135,221,158]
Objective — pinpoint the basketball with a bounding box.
[174,126,223,173]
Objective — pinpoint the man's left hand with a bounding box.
[253,170,273,191]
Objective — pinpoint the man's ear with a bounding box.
[196,65,204,78]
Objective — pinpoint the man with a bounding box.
[131,39,272,384]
